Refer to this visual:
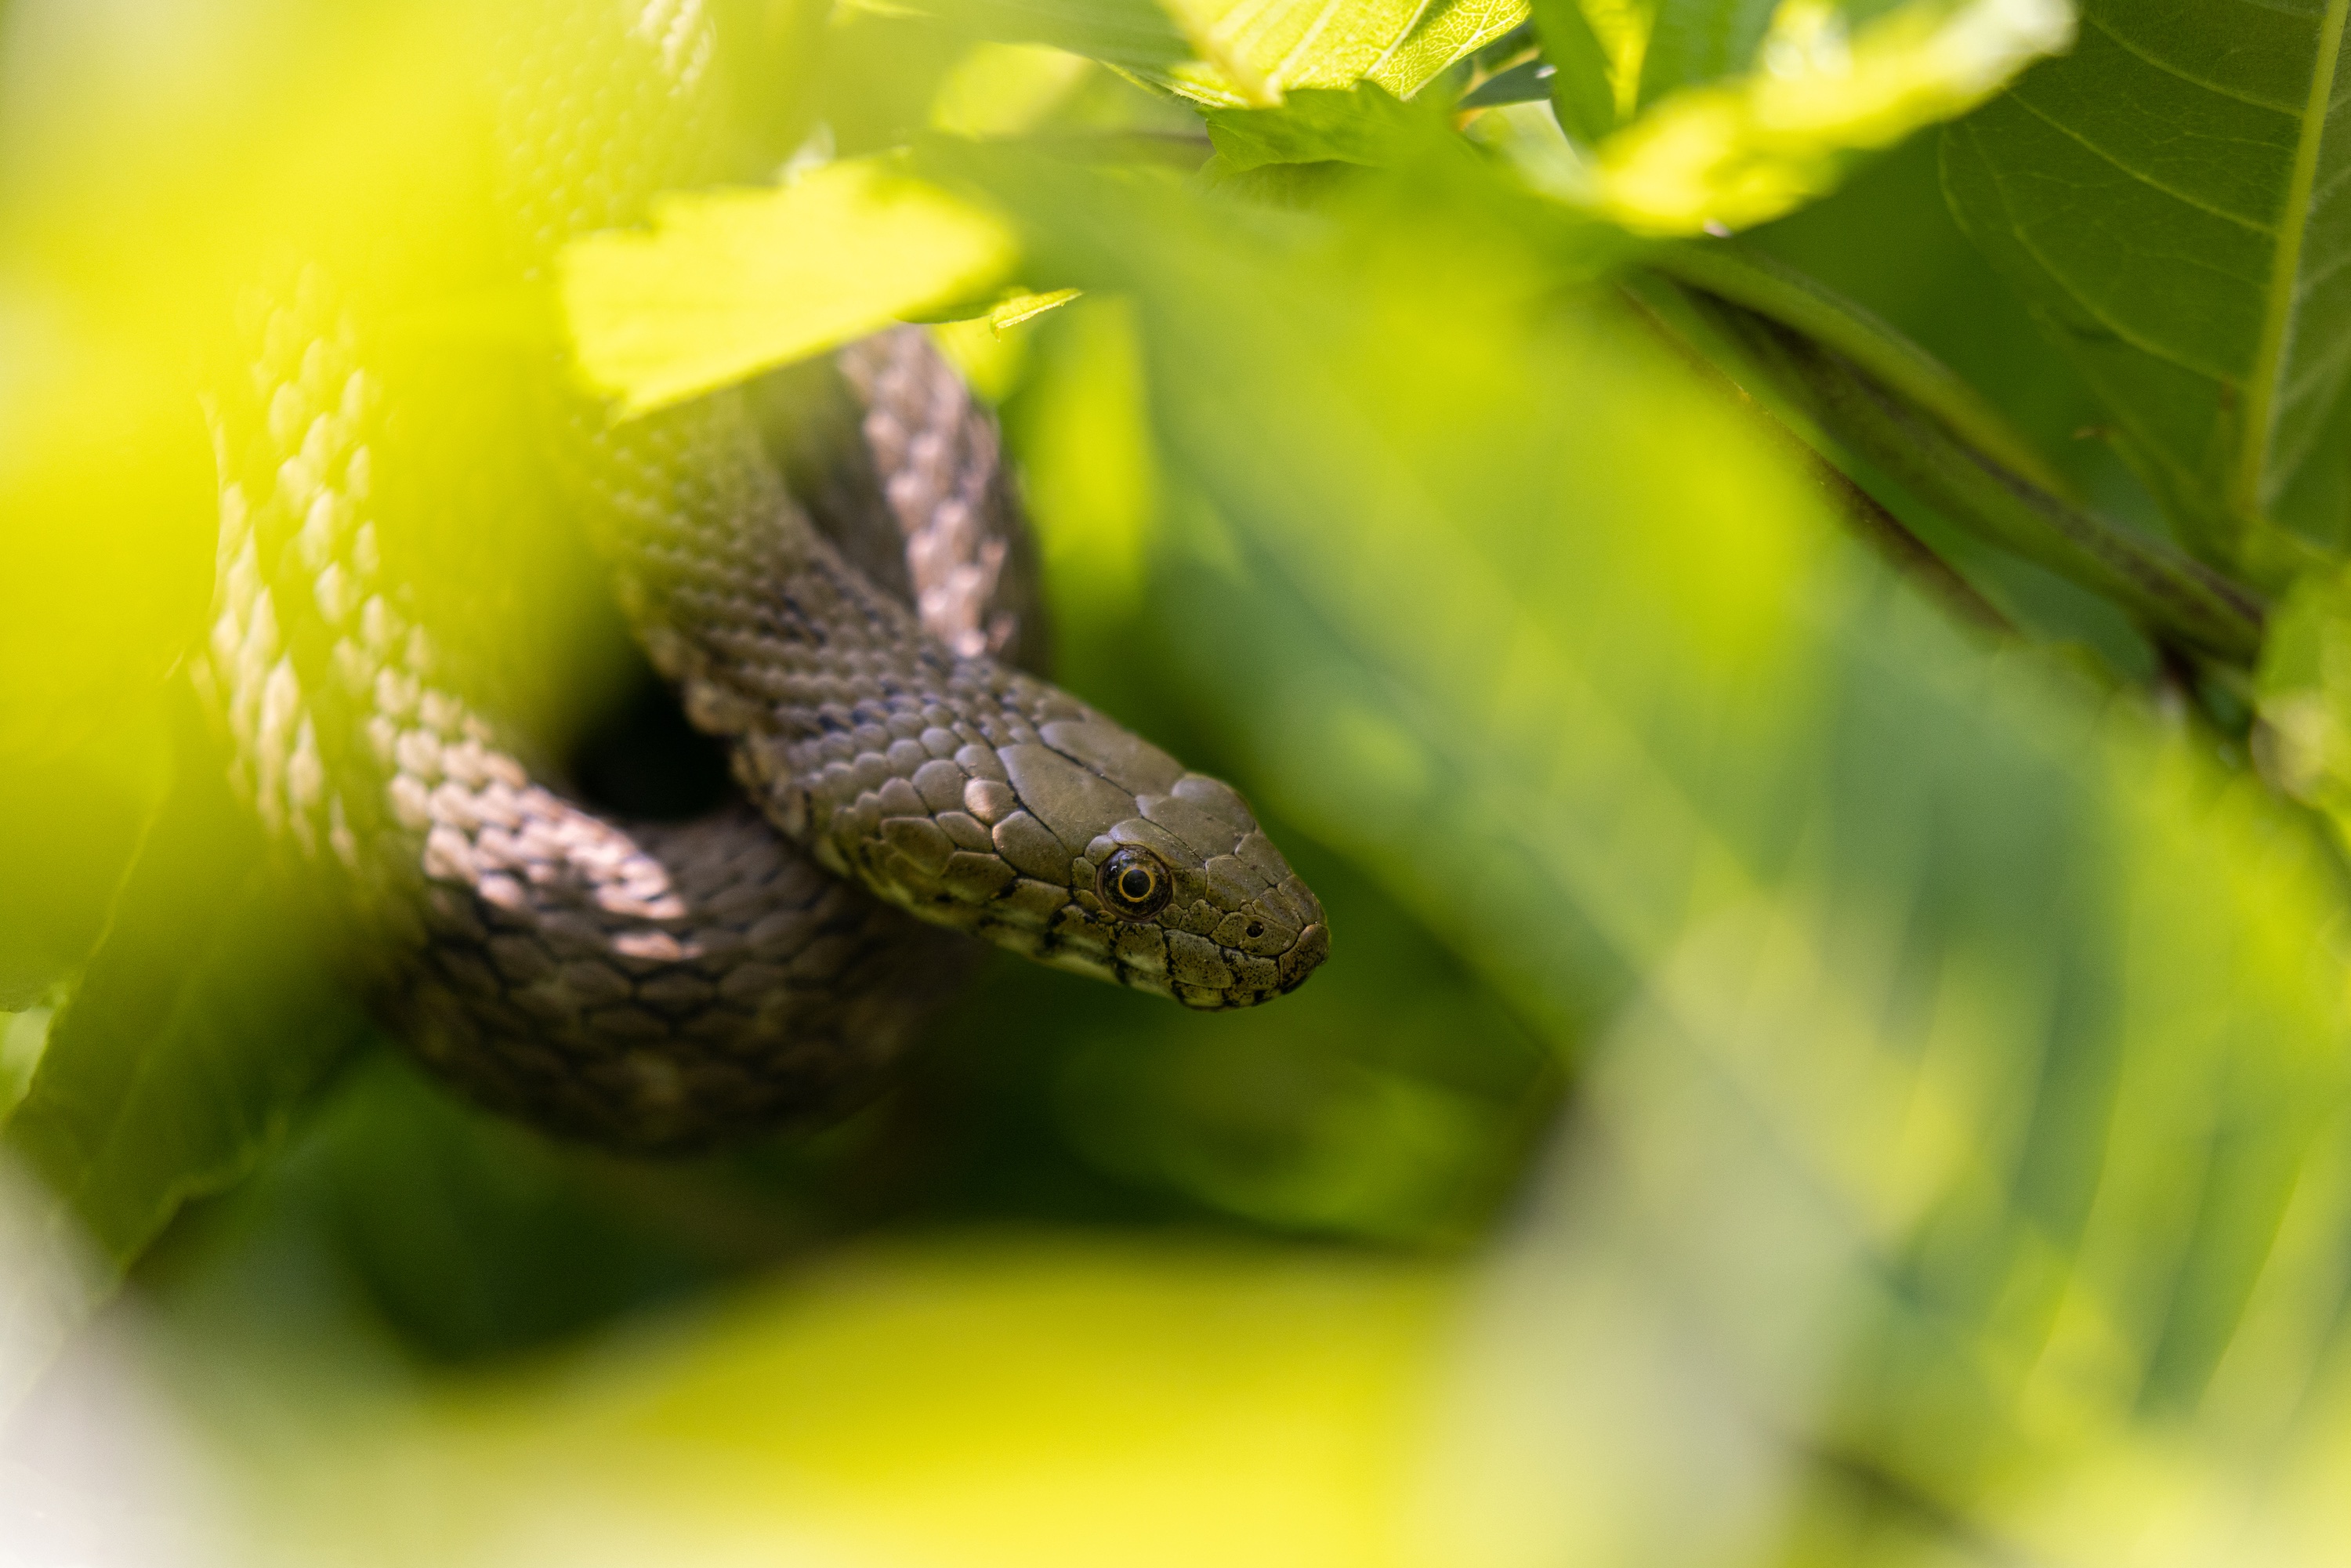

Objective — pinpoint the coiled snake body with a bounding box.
[196,0,1326,1151]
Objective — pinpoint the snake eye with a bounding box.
[1096,847,1173,920]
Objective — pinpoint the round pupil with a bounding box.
[1118,864,1154,901]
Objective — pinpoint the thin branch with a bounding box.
[1686,292,2265,664]
[1619,285,2019,639]
[1650,237,2078,502]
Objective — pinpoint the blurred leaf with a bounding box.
[200,1239,1454,1568]
[0,730,368,1273]
[1009,294,1160,642]
[1634,0,1918,104]
[929,42,1099,137]
[882,0,1527,105]
[947,148,2351,1561]
[850,0,1196,74]
[0,313,215,760]
[1657,235,2074,494]
[1459,56,1555,108]
[1943,0,2351,568]
[1587,0,2073,234]
[1202,82,1447,172]
[1349,0,1534,96]
[1636,0,1780,102]
[1730,136,2165,666]
[1155,0,1529,106]
[0,1012,53,1124]
[1525,0,1618,139]
[286,1054,831,1364]
[0,709,171,1011]
[561,156,1020,416]
[2257,566,2351,810]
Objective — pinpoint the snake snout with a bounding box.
[1072,780,1328,1010]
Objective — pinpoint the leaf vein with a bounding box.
[1361,0,1437,85]
[2082,13,2305,116]
[2237,0,2351,512]
[1965,125,2245,386]
[2009,92,2281,238]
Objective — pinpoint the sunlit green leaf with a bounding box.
[882,0,1527,105]
[1155,0,1529,105]
[928,40,1100,136]
[1587,0,2073,234]
[1201,83,1444,171]
[201,1240,1455,1566]
[561,156,1020,417]
[0,319,214,760]
[849,0,1195,74]
[1944,0,2351,568]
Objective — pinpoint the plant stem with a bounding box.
[1649,237,2077,502]
[1618,284,2016,639]
[1697,295,2265,664]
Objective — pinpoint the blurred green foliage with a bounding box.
[12,0,2351,1564]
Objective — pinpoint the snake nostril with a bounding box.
[1246,921,1263,938]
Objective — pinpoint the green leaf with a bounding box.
[1,738,369,1272]
[1201,83,1447,172]
[1636,0,1781,103]
[882,0,1529,106]
[844,0,1194,73]
[560,156,1020,418]
[2257,565,2351,809]
[964,150,2351,1557]
[1944,0,2351,570]
[0,710,170,1012]
[204,1239,1459,1563]
[1653,234,2075,494]
[1527,0,1619,140]
[1159,0,1530,105]
[1357,0,1534,97]
[1581,0,2074,234]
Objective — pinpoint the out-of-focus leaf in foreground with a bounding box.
[1555,0,2074,234]
[1,731,368,1277]
[1201,82,1446,172]
[846,0,1196,76]
[1945,0,2351,565]
[562,155,1020,417]
[155,139,2351,1562]
[873,0,1526,106]
[1150,0,1528,105]
[951,152,2351,1559]
[199,1240,1452,1568]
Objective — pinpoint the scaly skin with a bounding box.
[197,0,1325,1151]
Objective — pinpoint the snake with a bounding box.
[192,0,1327,1153]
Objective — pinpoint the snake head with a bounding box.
[831,708,1328,1009]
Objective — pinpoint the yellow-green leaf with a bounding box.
[560,158,1020,418]
[1585,0,2073,235]
[1156,0,1531,107]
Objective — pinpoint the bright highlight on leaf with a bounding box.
[1154,0,1531,106]
[560,158,1020,418]
[1581,0,2074,235]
